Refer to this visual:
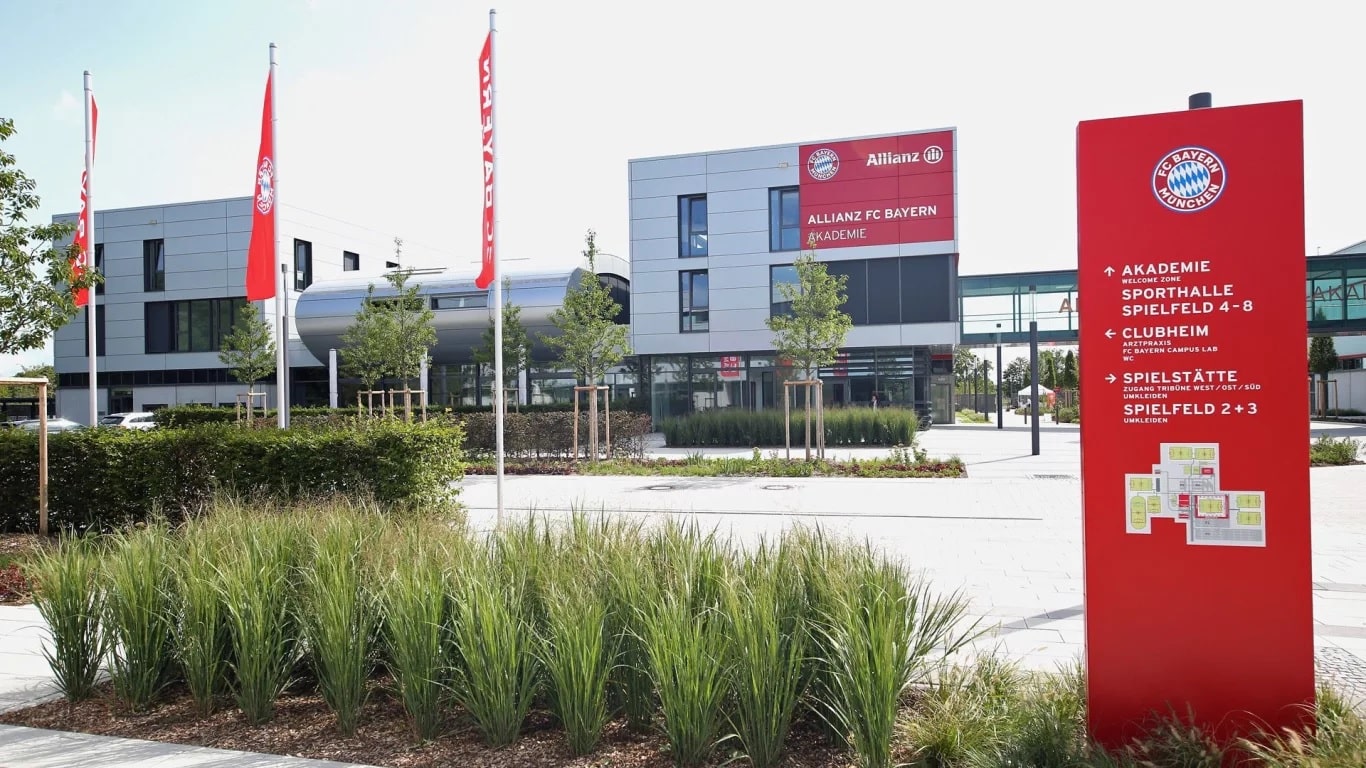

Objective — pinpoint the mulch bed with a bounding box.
[0,533,41,605]
[0,681,856,768]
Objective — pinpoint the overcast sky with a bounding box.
[2,0,1361,373]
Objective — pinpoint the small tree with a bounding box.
[953,347,979,393]
[473,276,529,410]
[340,284,395,410]
[1062,350,1079,391]
[218,304,276,420]
[543,229,630,459]
[1,118,98,355]
[1309,322,1338,417]
[766,239,853,460]
[1003,357,1030,404]
[381,256,438,411]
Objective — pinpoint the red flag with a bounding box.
[246,70,276,301]
[475,31,495,290]
[72,95,98,308]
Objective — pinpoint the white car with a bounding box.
[99,412,158,430]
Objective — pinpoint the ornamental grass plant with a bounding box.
[103,522,176,711]
[28,533,106,702]
[172,516,232,715]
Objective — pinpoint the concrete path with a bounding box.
[0,725,380,767]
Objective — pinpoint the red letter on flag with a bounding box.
[246,71,277,302]
[72,96,98,308]
[475,31,496,290]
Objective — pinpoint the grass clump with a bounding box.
[378,522,457,742]
[815,545,977,768]
[172,517,231,715]
[103,523,176,711]
[28,534,106,702]
[218,511,302,725]
[300,508,378,736]
[538,571,616,756]
[1311,435,1361,465]
[724,539,809,768]
[448,547,540,747]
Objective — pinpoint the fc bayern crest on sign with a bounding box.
[1152,146,1225,213]
[256,157,275,215]
[807,148,839,181]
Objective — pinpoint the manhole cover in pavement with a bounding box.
[644,484,676,492]
[762,484,794,491]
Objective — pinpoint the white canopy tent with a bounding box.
[1016,384,1053,406]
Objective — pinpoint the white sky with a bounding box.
[3,0,1362,374]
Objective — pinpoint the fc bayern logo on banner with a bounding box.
[1152,146,1225,213]
[807,148,839,181]
[256,157,276,215]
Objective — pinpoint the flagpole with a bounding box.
[490,8,505,528]
[83,71,97,425]
[271,42,289,429]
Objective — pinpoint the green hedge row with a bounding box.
[153,403,647,427]
[459,411,652,459]
[0,422,464,533]
[661,408,918,448]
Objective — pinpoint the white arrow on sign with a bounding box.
[1106,374,1117,383]
[1104,266,1115,277]
[1105,329,1116,339]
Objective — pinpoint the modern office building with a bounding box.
[51,196,634,419]
[627,128,961,424]
[51,196,390,421]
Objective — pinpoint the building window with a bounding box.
[144,297,249,354]
[432,293,488,310]
[294,239,313,291]
[769,187,800,251]
[143,239,165,291]
[343,250,360,272]
[94,243,104,295]
[770,264,799,316]
[95,304,106,357]
[678,194,708,257]
[680,270,709,332]
[109,388,133,415]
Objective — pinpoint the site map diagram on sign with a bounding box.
[1124,442,1265,547]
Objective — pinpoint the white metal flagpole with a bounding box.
[271,43,289,429]
[490,8,505,527]
[83,71,97,424]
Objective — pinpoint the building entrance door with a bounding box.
[931,378,954,425]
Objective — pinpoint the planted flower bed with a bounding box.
[465,452,966,479]
[9,501,975,768]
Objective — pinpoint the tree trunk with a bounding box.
[589,386,600,463]
[804,382,812,462]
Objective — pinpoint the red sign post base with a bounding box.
[1077,100,1314,750]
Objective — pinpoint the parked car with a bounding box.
[15,417,85,433]
[99,412,157,430]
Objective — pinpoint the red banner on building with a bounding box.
[72,95,98,308]
[798,129,955,249]
[475,31,496,290]
[1077,100,1313,747]
[720,355,741,379]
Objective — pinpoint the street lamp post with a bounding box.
[1028,286,1040,456]
[995,323,1003,430]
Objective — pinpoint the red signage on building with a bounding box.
[1077,101,1313,748]
[720,355,741,379]
[798,128,955,248]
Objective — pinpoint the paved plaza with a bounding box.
[0,418,1362,765]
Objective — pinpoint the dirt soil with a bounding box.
[0,533,42,605]
[0,682,857,768]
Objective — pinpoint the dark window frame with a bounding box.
[95,304,106,357]
[678,194,708,257]
[342,250,360,272]
[143,239,165,292]
[679,269,710,333]
[769,187,801,252]
[432,293,489,310]
[94,243,104,295]
[769,264,799,317]
[294,239,313,291]
[144,297,250,354]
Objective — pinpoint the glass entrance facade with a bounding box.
[639,346,952,425]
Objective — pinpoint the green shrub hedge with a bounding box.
[661,408,918,448]
[0,422,464,533]
[1054,406,1080,423]
[1310,435,1361,466]
[459,411,652,459]
[153,402,647,428]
